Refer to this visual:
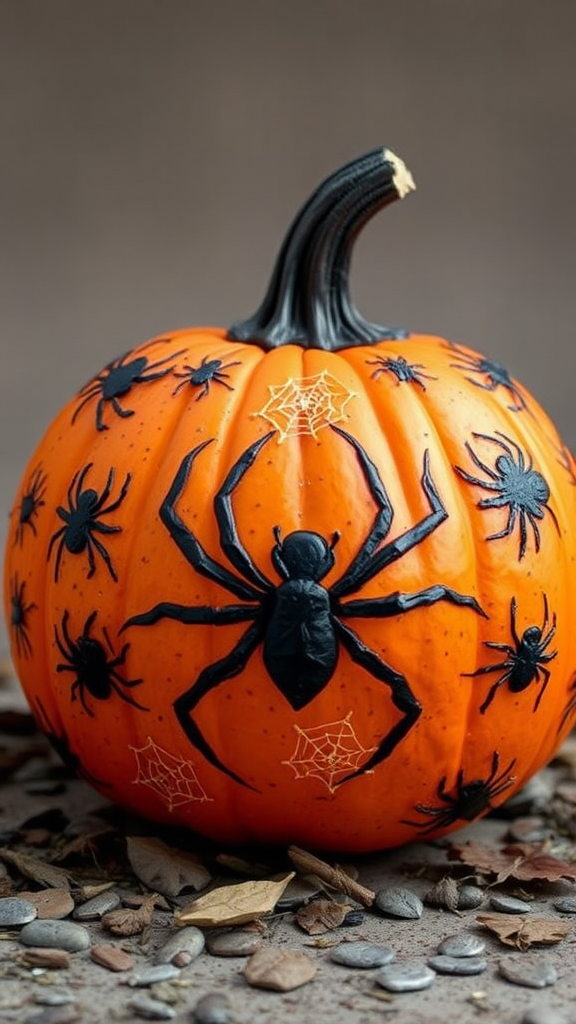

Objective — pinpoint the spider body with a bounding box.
[14,465,47,545]
[402,751,516,834]
[55,610,147,718]
[448,345,528,412]
[454,431,560,560]
[173,356,241,399]
[47,464,131,581]
[123,425,485,790]
[464,594,557,713]
[72,342,186,430]
[366,354,436,390]
[10,574,36,658]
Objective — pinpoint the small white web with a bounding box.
[283,713,376,793]
[255,371,356,442]
[130,737,212,810]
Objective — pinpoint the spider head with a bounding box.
[272,527,340,582]
[523,625,543,647]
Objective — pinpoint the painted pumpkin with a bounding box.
[4,148,576,853]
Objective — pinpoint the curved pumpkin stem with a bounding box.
[228,148,415,351]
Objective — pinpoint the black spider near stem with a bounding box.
[463,594,557,713]
[173,356,242,400]
[122,425,485,791]
[47,463,131,582]
[10,574,36,658]
[34,697,109,785]
[366,354,436,390]
[447,343,530,413]
[401,751,517,835]
[14,464,47,545]
[55,610,148,718]
[72,340,187,431]
[454,431,560,561]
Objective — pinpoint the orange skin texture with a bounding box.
[4,328,576,852]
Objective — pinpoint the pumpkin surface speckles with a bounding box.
[4,148,576,852]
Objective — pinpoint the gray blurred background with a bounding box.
[1,0,576,651]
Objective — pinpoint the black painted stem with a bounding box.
[228,148,415,351]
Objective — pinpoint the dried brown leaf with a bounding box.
[175,873,295,928]
[0,848,73,889]
[425,876,460,911]
[477,913,571,950]
[243,946,317,991]
[296,898,351,934]
[126,836,211,897]
[102,894,157,936]
[449,841,576,883]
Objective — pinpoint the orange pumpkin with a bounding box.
[4,148,576,852]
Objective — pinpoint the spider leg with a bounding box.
[327,427,394,597]
[340,584,486,620]
[93,467,115,510]
[467,377,497,392]
[486,504,519,548]
[332,619,422,784]
[47,528,66,576]
[139,348,187,375]
[71,389,100,424]
[214,432,276,591]
[173,621,264,790]
[533,666,551,712]
[509,596,520,646]
[60,611,75,653]
[462,660,512,678]
[109,674,149,711]
[461,441,500,481]
[89,534,119,582]
[479,671,514,714]
[122,602,259,631]
[110,397,134,420]
[161,441,265,601]
[78,684,95,718]
[213,373,235,391]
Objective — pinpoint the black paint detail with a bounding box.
[366,354,436,390]
[47,464,131,582]
[448,343,530,413]
[228,149,410,350]
[454,431,560,561]
[122,427,485,790]
[401,751,516,835]
[55,610,148,717]
[463,594,557,713]
[173,356,241,400]
[9,574,36,659]
[72,339,187,431]
[559,672,576,734]
[34,697,109,786]
[14,464,47,545]
[554,439,576,486]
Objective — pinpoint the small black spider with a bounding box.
[14,464,47,545]
[72,339,187,431]
[55,610,148,718]
[454,431,560,560]
[463,594,557,713]
[447,343,529,412]
[173,355,242,399]
[123,425,485,791]
[47,463,131,582]
[34,697,109,785]
[9,574,36,658]
[366,354,436,390]
[401,751,517,835]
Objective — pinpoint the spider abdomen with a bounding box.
[263,580,338,709]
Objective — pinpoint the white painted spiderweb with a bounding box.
[283,713,376,793]
[130,737,211,810]
[255,371,356,442]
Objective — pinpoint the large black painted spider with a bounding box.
[14,464,47,545]
[72,340,186,431]
[173,355,242,399]
[448,343,529,412]
[123,425,485,790]
[34,697,109,785]
[401,751,517,835]
[463,594,557,713]
[47,463,131,582]
[454,431,560,560]
[10,574,36,658]
[55,610,148,718]
[366,354,436,390]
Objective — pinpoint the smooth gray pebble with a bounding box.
[376,963,435,992]
[457,885,485,910]
[207,930,262,957]
[428,954,487,976]
[522,1006,568,1024]
[128,964,181,987]
[330,941,395,969]
[438,932,486,957]
[498,954,558,989]
[0,897,37,927]
[553,895,576,914]
[489,894,531,914]
[126,994,175,1020]
[19,920,91,952]
[375,886,423,919]
[73,890,120,920]
[193,992,235,1024]
[155,926,205,964]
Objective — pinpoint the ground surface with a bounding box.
[1,663,576,1024]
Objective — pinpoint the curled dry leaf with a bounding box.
[102,893,157,936]
[296,898,352,934]
[449,841,576,883]
[126,836,211,897]
[174,873,295,928]
[0,848,73,889]
[477,913,571,950]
